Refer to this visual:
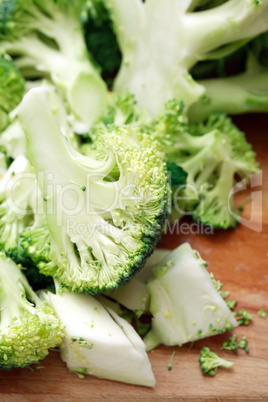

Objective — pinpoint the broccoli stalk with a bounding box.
[0,56,25,131]
[41,288,155,386]
[199,347,233,375]
[0,0,107,132]
[189,55,268,122]
[20,87,170,294]
[104,0,268,116]
[0,253,64,368]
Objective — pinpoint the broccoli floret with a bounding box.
[0,56,25,131]
[153,100,259,228]
[258,309,267,318]
[41,288,155,386]
[0,0,107,132]
[104,0,268,116]
[199,347,233,376]
[144,243,238,350]
[0,253,64,369]
[20,87,170,294]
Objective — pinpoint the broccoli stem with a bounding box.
[184,0,268,67]
[104,0,268,115]
[189,71,268,122]
[0,257,39,329]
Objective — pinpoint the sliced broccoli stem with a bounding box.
[189,70,268,122]
[184,0,268,66]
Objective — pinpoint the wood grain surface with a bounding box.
[0,114,267,401]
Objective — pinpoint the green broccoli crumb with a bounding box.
[258,309,266,318]
[168,351,176,371]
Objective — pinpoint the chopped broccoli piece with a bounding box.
[0,56,25,131]
[42,289,155,387]
[234,309,253,326]
[199,347,233,376]
[225,299,237,312]
[222,334,249,353]
[0,253,64,368]
[258,309,266,318]
[20,87,170,294]
[153,100,259,228]
[144,243,238,349]
[238,336,249,353]
[221,334,238,351]
[0,0,107,132]
[104,0,268,116]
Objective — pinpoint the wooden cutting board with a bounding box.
[0,114,267,401]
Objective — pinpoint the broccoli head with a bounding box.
[20,87,170,294]
[0,0,107,132]
[0,56,25,131]
[0,253,64,369]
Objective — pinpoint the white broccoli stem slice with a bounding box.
[44,291,155,387]
[104,0,268,116]
[189,70,268,122]
[104,248,170,311]
[144,243,238,350]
